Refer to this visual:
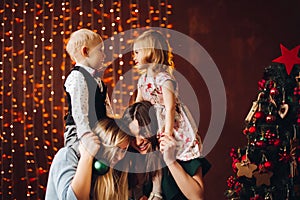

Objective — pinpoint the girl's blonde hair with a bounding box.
[134,30,174,74]
[66,28,103,61]
[92,118,130,200]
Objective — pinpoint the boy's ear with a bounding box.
[81,47,89,57]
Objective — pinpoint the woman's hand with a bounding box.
[159,134,177,166]
[72,132,100,200]
[79,132,101,158]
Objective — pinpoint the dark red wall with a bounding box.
[171,1,300,199]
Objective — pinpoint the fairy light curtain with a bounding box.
[0,0,172,199]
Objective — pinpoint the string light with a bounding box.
[11,0,16,197]
[0,1,5,198]
[22,1,30,197]
[0,0,172,198]
[32,0,40,196]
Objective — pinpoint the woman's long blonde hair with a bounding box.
[92,118,130,200]
[134,30,174,75]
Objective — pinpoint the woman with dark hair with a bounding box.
[122,101,163,200]
[122,101,211,200]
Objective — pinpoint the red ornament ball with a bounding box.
[248,126,256,133]
[264,161,272,169]
[241,155,247,161]
[254,111,264,119]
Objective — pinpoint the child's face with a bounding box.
[133,43,146,66]
[85,40,105,70]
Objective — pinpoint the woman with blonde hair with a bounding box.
[92,119,129,200]
[45,118,130,200]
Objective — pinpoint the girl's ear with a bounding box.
[81,46,89,57]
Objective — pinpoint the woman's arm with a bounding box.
[71,133,100,200]
[161,80,176,136]
[168,162,204,200]
[159,135,204,200]
[149,169,163,200]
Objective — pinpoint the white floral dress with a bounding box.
[137,72,202,161]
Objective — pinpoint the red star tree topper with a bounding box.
[272,44,300,75]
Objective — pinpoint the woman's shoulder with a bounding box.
[51,145,80,166]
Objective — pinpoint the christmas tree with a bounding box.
[225,45,300,200]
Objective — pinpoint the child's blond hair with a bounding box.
[66,28,103,61]
[134,30,174,74]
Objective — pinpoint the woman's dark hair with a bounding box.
[122,101,158,146]
[122,101,161,187]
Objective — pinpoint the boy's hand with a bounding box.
[79,132,100,158]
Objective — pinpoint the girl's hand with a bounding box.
[163,131,174,137]
[159,134,177,165]
[79,132,101,158]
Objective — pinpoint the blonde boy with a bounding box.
[64,28,112,145]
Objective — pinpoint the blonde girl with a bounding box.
[133,30,202,161]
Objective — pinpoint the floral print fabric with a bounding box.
[138,72,202,161]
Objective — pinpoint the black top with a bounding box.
[143,157,211,200]
[64,66,107,129]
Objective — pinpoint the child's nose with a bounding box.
[102,52,106,59]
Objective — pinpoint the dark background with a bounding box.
[171,1,300,199]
